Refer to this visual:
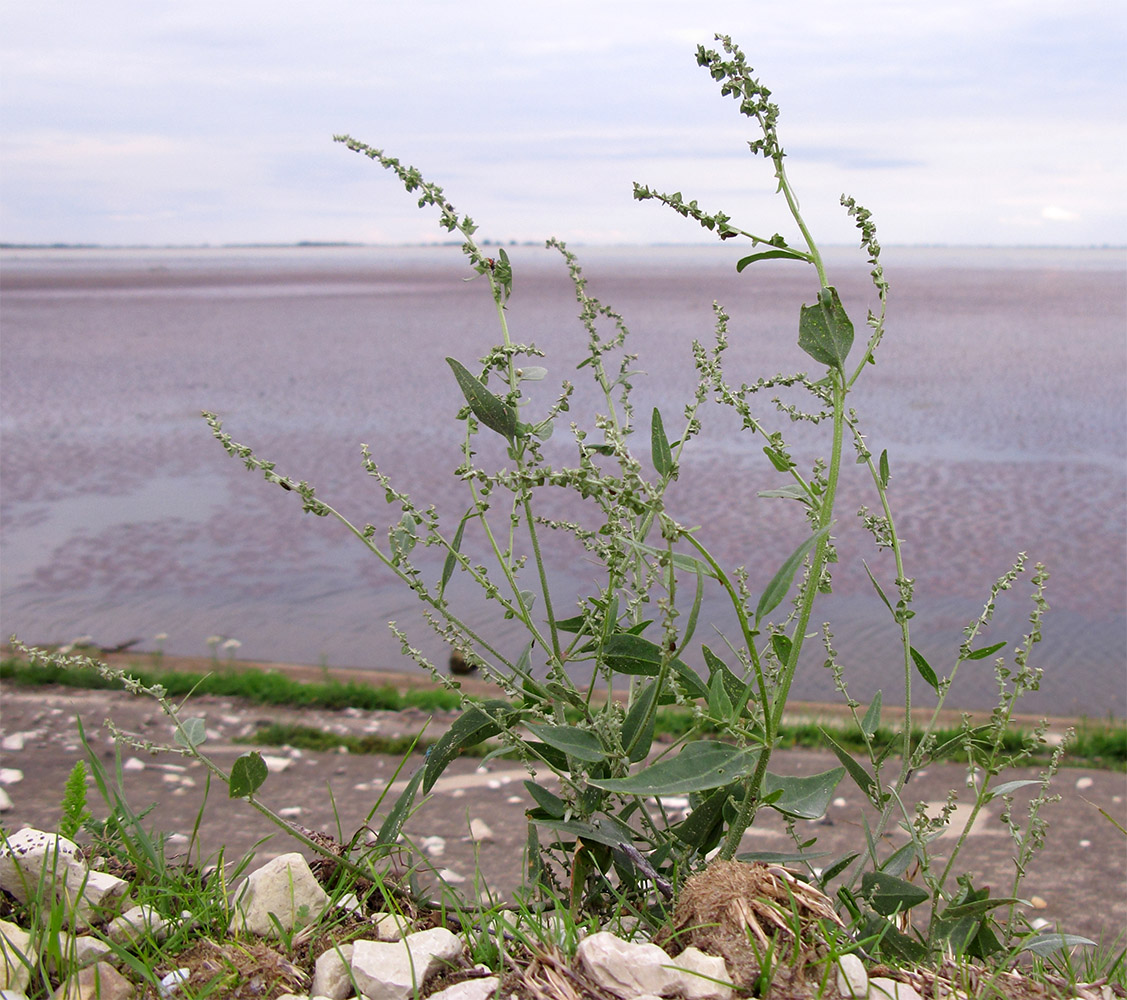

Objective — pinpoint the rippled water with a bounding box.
[1,244,1124,715]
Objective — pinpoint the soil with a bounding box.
[1,660,1124,946]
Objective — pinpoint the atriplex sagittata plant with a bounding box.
[23,34,1079,965]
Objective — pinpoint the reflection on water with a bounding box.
[1,245,1124,716]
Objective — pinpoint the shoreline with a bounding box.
[22,647,1115,733]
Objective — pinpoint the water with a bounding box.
[2,244,1124,716]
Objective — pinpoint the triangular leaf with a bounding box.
[174,717,207,749]
[861,871,930,915]
[798,285,854,369]
[526,723,605,763]
[763,767,845,820]
[861,691,882,740]
[736,247,811,270]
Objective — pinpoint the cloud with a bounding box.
[1042,205,1081,222]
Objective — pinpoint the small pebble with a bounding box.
[833,797,847,808]
[0,769,23,785]
[1031,896,1048,909]
[1075,776,1094,790]
[1079,839,1091,848]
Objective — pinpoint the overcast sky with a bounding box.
[2,1,1124,247]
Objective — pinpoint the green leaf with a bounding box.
[668,785,733,850]
[587,742,760,796]
[818,851,860,887]
[707,667,733,720]
[756,526,830,625]
[553,613,590,634]
[798,285,854,369]
[534,813,637,850]
[621,680,658,762]
[599,633,709,700]
[878,449,890,488]
[376,765,424,845]
[651,407,673,479]
[174,717,207,749]
[861,872,930,915]
[517,365,547,381]
[941,896,1023,920]
[1020,932,1096,956]
[735,247,811,270]
[702,645,750,710]
[440,509,472,596]
[862,562,894,615]
[763,445,793,472]
[861,691,882,739]
[770,633,792,665]
[909,646,940,693]
[984,778,1043,800]
[524,780,566,818]
[525,723,605,763]
[763,767,845,820]
[446,357,519,440]
[757,484,811,503]
[229,751,268,799]
[861,913,929,964]
[820,728,879,802]
[962,641,1007,661]
[423,701,509,793]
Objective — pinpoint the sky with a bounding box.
[2,0,1124,247]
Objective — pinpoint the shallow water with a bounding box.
[1,244,1124,716]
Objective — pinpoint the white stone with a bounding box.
[107,904,169,944]
[421,836,446,857]
[72,869,130,928]
[0,771,21,786]
[0,829,87,907]
[351,928,463,1000]
[437,868,466,884]
[372,912,411,940]
[671,947,733,999]
[1075,776,1094,790]
[870,977,924,999]
[122,758,146,772]
[228,852,330,938]
[467,818,493,842]
[311,942,354,999]
[0,735,26,752]
[835,953,868,997]
[0,919,32,991]
[158,967,190,997]
[261,755,293,773]
[0,791,10,813]
[69,935,112,969]
[576,931,680,999]
[428,977,500,1000]
[279,806,303,818]
[54,961,134,1000]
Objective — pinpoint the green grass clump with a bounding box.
[0,656,463,713]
